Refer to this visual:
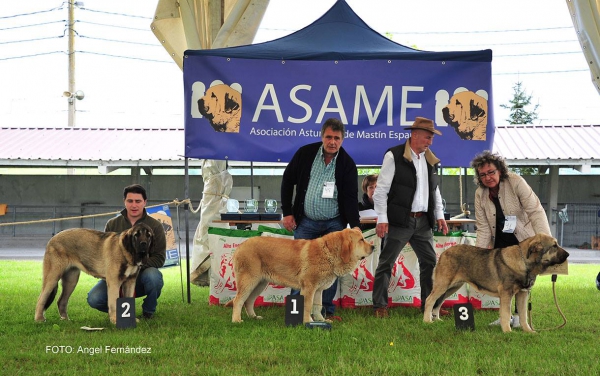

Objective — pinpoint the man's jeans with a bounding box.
[87,267,164,315]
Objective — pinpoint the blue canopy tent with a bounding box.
[183,0,494,167]
[180,0,494,300]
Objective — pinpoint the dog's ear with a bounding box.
[121,228,135,254]
[526,237,544,258]
[469,98,486,120]
[146,227,155,254]
[224,92,240,113]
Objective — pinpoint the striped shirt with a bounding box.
[304,147,339,220]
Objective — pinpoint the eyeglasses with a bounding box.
[478,169,497,179]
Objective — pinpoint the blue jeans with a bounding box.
[291,216,345,316]
[87,267,164,315]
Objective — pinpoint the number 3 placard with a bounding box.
[453,303,475,331]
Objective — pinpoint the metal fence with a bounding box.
[557,203,600,249]
[1,203,598,249]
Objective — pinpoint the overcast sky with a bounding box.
[1,0,598,129]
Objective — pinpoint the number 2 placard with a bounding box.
[116,297,137,329]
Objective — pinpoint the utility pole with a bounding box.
[65,0,84,127]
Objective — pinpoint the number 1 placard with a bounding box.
[285,295,304,327]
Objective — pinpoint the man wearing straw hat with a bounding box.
[372,117,449,318]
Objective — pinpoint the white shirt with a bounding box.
[373,150,445,224]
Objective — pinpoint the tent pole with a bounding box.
[184,157,191,303]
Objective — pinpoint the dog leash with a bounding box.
[527,274,567,331]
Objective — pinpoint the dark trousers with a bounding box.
[372,216,437,311]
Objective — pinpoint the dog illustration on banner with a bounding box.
[389,255,416,293]
[193,81,242,133]
[214,253,236,294]
[348,258,375,295]
[441,89,488,141]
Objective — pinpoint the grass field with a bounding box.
[2,260,599,375]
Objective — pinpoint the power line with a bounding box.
[418,39,579,48]
[390,26,574,35]
[0,51,64,61]
[0,20,65,31]
[77,50,173,64]
[495,51,583,57]
[79,35,161,47]
[77,20,150,32]
[0,4,65,19]
[78,7,152,20]
[0,35,64,45]
[494,69,589,75]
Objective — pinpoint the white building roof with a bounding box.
[0,124,598,169]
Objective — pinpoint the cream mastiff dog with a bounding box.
[230,227,374,324]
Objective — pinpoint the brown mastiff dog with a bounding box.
[423,233,569,333]
[231,227,373,324]
[35,223,154,324]
[197,84,242,133]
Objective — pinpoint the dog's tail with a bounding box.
[44,287,58,310]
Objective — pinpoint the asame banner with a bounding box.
[184,55,494,167]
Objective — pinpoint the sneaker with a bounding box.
[488,316,513,326]
[374,307,389,318]
[511,315,521,328]
[142,312,154,320]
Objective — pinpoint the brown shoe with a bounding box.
[374,307,389,318]
[438,308,452,317]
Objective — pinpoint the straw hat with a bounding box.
[404,117,442,135]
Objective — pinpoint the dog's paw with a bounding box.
[232,318,243,323]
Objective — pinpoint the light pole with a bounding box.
[66,0,84,126]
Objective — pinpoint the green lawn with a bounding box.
[2,261,599,375]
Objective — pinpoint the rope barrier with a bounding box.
[450,168,471,220]
[0,198,197,227]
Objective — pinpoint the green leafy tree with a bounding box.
[500,81,539,125]
[501,81,540,175]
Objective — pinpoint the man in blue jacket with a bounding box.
[281,118,360,322]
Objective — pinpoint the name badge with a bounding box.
[503,215,517,233]
[322,182,335,198]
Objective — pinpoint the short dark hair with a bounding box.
[361,174,379,194]
[321,118,345,138]
[123,184,147,200]
[470,150,510,188]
